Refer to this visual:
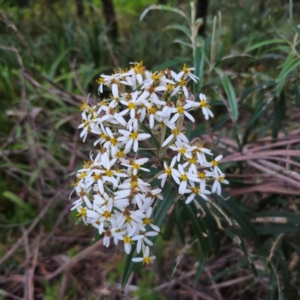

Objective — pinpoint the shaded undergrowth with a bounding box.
[1,0,300,299]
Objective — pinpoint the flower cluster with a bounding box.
[71,62,228,265]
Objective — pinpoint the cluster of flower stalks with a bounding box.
[71,62,228,264]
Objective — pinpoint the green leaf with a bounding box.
[48,48,72,79]
[215,69,238,123]
[163,206,176,240]
[140,5,187,22]
[3,191,31,212]
[267,265,277,300]
[153,185,177,227]
[121,185,176,288]
[140,123,160,150]
[185,122,193,139]
[210,259,250,281]
[193,253,206,285]
[246,99,267,126]
[164,24,191,39]
[276,57,300,95]
[175,201,186,244]
[190,123,206,139]
[277,247,290,297]
[253,223,300,235]
[184,202,209,258]
[251,211,300,224]
[173,39,193,48]
[153,57,189,71]
[272,92,285,139]
[194,37,205,94]
[213,194,260,246]
[121,243,137,288]
[245,39,285,53]
[290,22,300,37]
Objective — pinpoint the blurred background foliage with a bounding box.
[1,0,300,299]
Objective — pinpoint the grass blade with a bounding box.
[216,69,238,123]
[245,39,285,53]
[184,202,209,258]
[276,57,300,95]
[140,5,187,22]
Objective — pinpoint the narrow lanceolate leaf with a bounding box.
[164,24,191,39]
[214,195,260,246]
[173,39,193,49]
[291,22,300,37]
[3,191,31,213]
[210,259,250,281]
[276,57,300,95]
[140,123,160,150]
[193,253,206,285]
[245,39,285,53]
[140,5,187,22]
[122,186,177,288]
[121,243,137,288]
[217,71,238,123]
[184,202,209,258]
[153,185,177,227]
[194,37,205,94]
[153,57,188,71]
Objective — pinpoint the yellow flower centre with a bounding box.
[143,217,154,225]
[110,137,118,146]
[71,178,80,187]
[180,174,188,181]
[198,172,206,179]
[124,236,133,244]
[128,102,135,109]
[182,63,189,74]
[211,160,218,167]
[96,77,105,84]
[130,132,139,139]
[171,128,181,136]
[101,133,108,140]
[105,170,114,177]
[149,107,157,115]
[178,148,186,154]
[132,61,145,74]
[152,73,162,81]
[78,172,87,179]
[79,101,90,111]
[76,207,87,217]
[192,187,199,194]
[102,211,111,219]
[131,163,140,170]
[188,157,197,164]
[165,167,172,176]
[93,173,102,180]
[143,256,151,265]
[179,79,187,87]
[83,160,93,169]
[116,151,124,158]
[200,100,210,108]
[218,176,224,182]
[166,83,174,92]
[99,100,108,106]
[176,106,185,114]
[130,181,138,189]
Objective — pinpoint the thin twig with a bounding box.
[0,289,23,300]
[207,274,254,289]
[36,239,103,280]
[0,197,55,265]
